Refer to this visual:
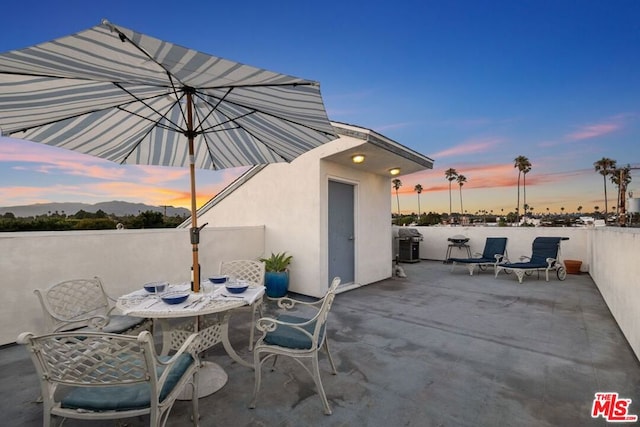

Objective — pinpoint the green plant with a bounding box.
[260,252,293,272]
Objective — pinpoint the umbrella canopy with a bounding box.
[0,20,336,291]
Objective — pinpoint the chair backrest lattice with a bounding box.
[34,333,150,386]
[219,260,265,287]
[34,277,111,332]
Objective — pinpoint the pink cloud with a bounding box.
[565,122,621,141]
[0,137,127,180]
[429,137,504,159]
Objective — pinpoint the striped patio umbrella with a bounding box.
[0,20,335,292]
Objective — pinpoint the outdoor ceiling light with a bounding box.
[351,154,365,164]
[389,168,401,176]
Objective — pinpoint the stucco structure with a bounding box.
[193,122,433,297]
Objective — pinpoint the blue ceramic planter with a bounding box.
[265,271,289,298]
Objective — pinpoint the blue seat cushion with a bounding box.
[71,315,148,334]
[502,262,548,269]
[60,354,194,411]
[449,257,495,264]
[100,315,148,334]
[264,314,324,350]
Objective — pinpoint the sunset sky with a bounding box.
[1,0,639,215]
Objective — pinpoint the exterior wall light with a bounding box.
[389,168,401,176]
[352,154,365,164]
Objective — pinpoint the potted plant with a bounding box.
[260,252,293,297]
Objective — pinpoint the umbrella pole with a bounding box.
[187,91,201,293]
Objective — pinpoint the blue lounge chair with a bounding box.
[448,237,508,275]
[495,237,568,283]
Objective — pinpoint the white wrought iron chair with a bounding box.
[17,330,201,427]
[249,277,341,415]
[219,259,266,350]
[34,276,151,334]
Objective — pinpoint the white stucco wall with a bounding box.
[0,226,264,345]
[589,227,640,358]
[198,135,394,297]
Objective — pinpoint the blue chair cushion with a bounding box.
[482,237,507,259]
[100,315,148,334]
[449,257,494,264]
[529,237,561,265]
[264,314,324,350]
[502,261,547,269]
[501,237,562,269]
[60,354,194,411]
[71,315,148,334]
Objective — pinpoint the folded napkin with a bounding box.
[126,288,152,298]
[215,285,265,305]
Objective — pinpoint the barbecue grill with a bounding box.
[445,234,471,261]
[447,235,469,245]
[397,228,423,263]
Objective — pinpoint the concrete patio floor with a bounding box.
[3,260,639,426]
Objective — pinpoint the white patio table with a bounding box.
[116,283,264,398]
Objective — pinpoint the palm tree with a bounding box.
[594,157,617,219]
[610,165,632,216]
[392,178,402,217]
[522,162,532,215]
[514,155,530,225]
[444,168,458,218]
[456,175,467,215]
[414,184,423,219]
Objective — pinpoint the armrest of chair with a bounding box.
[255,310,320,335]
[50,314,111,332]
[270,295,323,311]
[150,331,201,383]
[16,331,35,345]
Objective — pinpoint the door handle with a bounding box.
[348,236,354,240]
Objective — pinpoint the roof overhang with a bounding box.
[322,122,434,176]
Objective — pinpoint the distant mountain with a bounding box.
[0,201,190,218]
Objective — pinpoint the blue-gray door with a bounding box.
[329,180,355,285]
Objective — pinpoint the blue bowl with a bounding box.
[161,291,189,305]
[209,275,228,284]
[143,281,168,293]
[225,283,249,294]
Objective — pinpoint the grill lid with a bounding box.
[398,228,423,239]
[448,234,469,244]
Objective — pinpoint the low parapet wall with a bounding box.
[0,226,264,345]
